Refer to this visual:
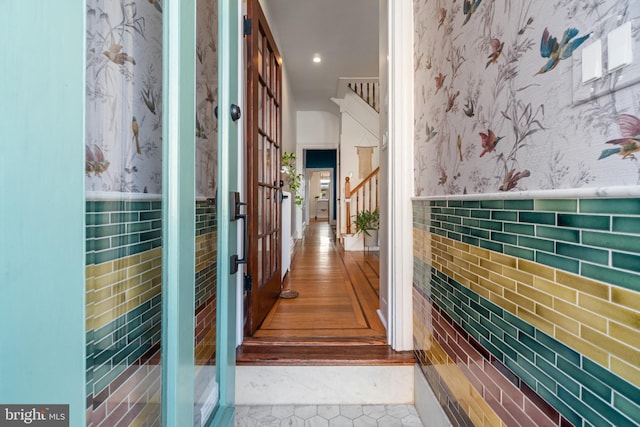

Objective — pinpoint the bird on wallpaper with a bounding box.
[536,27,590,75]
[499,169,530,191]
[463,98,475,117]
[86,144,110,175]
[598,114,640,160]
[434,72,446,94]
[486,38,504,68]
[445,90,460,112]
[425,122,438,142]
[438,168,447,186]
[438,8,447,29]
[196,114,208,139]
[205,84,214,104]
[148,0,162,13]
[103,44,136,66]
[479,129,503,157]
[462,0,482,25]
[131,116,141,155]
[456,135,463,161]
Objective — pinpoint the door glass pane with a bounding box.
[265,46,271,85]
[194,0,219,425]
[258,133,264,183]
[257,237,263,286]
[272,233,279,276]
[265,138,271,185]
[257,34,263,78]
[85,0,164,424]
[258,85,264,132]
[258,186,263,235]
[264,235,271,284]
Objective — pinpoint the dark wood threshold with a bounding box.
[237,342,415,366]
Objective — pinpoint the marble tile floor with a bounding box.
[234,404,424,427]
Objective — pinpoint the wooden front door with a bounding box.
[245,0,282,336]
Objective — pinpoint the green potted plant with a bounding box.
[353,209,379,248]
[281,152,304,206]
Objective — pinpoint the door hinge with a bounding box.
[244,274,252,292]
[243,16,252,36]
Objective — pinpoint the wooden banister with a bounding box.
[349,167,380,195]
[344,167,380,236]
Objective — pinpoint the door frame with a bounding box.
[162,0,239,425]
[305,168,335,225]
[232,0,415,352]
[381,0,414,351]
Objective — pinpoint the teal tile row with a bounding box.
[86,295,162,398]
[413,198,640,292]
[413,256,640,427]
[195,260,217,309]
[196,201,217,236]
[86,200,163,265]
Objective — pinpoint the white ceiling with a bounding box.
[262,0,380,114]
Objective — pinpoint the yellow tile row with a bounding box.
[417,231,640,388]
[196,231,216,273]
[86,248,163,331]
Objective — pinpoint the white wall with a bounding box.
[294,111,340,237]
[335,93,380,236]
[296,111,340,146]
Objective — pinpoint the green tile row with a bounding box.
[414,257,640,426]
[196,201,217,235]
[416,198,640,292]
[86,203,163,265]
[195,261,217,309]
[87,299,161,396]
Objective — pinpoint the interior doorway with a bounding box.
[306,169,333,224]
[304,149,338,227]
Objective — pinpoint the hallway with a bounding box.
[237,221,414,365]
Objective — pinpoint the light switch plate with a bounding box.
[581,39,602,83]
[608,21,633,72]
[573,19,639,105]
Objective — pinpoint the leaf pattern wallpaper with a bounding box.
[414,0,640,197]
[86,0,218,198]
[196,0,219,198]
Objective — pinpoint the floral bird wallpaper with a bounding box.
[414,0,640,196]
[86,0,218,197]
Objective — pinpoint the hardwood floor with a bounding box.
[236,221,415,365]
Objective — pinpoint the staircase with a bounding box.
[345,166,379,234]
[343,167,380,251]
[348,81,380,112]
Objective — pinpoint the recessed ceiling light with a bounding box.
[312,54,322,63]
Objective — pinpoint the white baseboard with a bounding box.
[342,234,380,252]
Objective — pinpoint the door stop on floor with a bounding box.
[279,288,299,299]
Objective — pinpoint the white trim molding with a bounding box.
[413,185,640,201]
[386,0,414,351]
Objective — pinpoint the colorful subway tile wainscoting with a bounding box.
[85,199,163,426]
[412,197,640,427]
[85,199,217,426]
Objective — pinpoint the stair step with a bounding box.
[237,343,415,366]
